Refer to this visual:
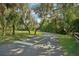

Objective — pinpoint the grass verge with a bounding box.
[57,34,79,56]
[0,31,42,44]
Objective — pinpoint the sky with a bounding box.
[28,3,57,23]
[28,3,40,8]
[16,3,58,23]
[29,3,41,23]
[16,3,41,23]
[31,10,41,23]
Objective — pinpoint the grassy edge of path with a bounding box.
[0,31,42,44]
[57,34,79,56]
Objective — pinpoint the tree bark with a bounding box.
[12,23,15,35]
[2,26,5,36]
[28,29,30,34]
[25,25,30,34]
[34,18,45,35]
[34,29,38,35]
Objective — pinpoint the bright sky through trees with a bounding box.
[28,3,58,23]
[29,3,41,23]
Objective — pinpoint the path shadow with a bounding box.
[0,33,64,56]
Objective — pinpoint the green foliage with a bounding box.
[46,22,54,32]
[40,20,48,31]
[40,18,66,34]
[71,19,79,32]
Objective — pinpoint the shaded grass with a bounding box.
[0,31,42,44]
[57,34,79,56]
[15,31,42,38]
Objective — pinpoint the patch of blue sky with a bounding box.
[16,8,21,13]
[17,3,57,23]
[29,3,41,23]
[31,10,41,23]
[28,3,40,8]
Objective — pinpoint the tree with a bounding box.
[19,4,31,34]
[0,4,7,36]
[32,3,53,34]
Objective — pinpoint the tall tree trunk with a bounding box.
[2,26,5,36]
[26,26,30,34]
[54,18,57,33]
[12,23,15,35]
[34,29,38,35]
[25,25,30,34]
[28,29,30,34]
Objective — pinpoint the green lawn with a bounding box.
[0,31,42,44]
[57,34,79,56]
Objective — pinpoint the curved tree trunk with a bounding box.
[34,18,45,35]
[26,26,30,34]
[24,24,30,34]
[34,29,38,35]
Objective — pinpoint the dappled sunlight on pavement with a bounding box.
[0,32,64,56]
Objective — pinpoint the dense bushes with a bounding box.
[40,19,67,34]
[40,19,79,34]
[40,20,55,32]
[71,19,79,32]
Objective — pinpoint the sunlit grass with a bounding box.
[15,31,42,35]
[57,34,79,55]
[0,30,42,44]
